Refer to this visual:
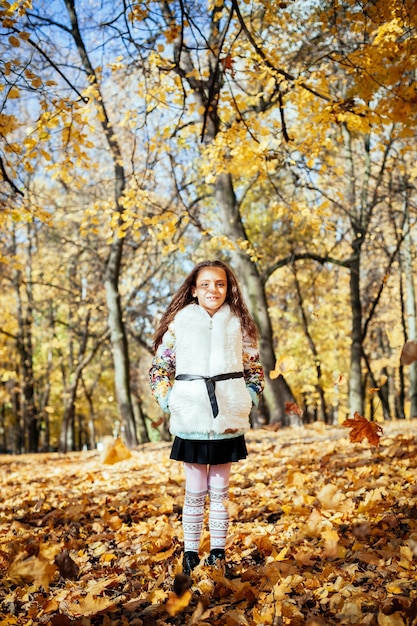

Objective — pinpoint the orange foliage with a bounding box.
[1,423,417,625]
[342,411,383,446]
[285,401,303,416]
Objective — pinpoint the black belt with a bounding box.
[175,372,244,418]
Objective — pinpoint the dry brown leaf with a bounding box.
[2,423,417,626]
[285,401,303,416]
[342,411,383,446]
[54,548,80,579]
[400,340,417,365]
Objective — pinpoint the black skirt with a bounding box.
[170,435,247,465]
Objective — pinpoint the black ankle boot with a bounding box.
[206,548,225,566]
[182,551,199,576]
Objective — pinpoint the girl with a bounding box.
[149,260,264,576]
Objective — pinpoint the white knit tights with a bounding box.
[183,462,231,552]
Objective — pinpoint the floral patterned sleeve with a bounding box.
[149,323,176,413]
[242,331,265,407]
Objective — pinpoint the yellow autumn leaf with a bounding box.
[286,470,306,487]
[62,593,123,618]
[272,575,304,600]
[100,553,117,563]
[8,87,20,99]
[270,355,296,379]
[274,546,289,562]
[321,528,339,558]
[6,553,58,591]
[165,589,192,616]
[385,584,404,595]
[100,436,131,464]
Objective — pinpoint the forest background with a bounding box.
[1,0,417,454]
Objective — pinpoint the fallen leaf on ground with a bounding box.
[0,422,416,626]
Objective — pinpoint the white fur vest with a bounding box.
[168,303,252,438]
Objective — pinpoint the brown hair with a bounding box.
[153,259,258,351]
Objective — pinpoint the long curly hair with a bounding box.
[153,259,258,351]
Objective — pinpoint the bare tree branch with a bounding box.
[0,155,24,197]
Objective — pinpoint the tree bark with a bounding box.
[214,173,294,423]
[12,224,39,452]
[64,0,137,446]
[348,253,364,416]
[292,264,327,422]
[402,198,417,417]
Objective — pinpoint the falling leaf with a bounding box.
[172,573,192,597]
[334,373,347,386]
[54,549,80,579]
[342,412,383,446]
[285,401,303,416]
[220,54,235,76]
[100,436,131,464]
[370,375,387,393]
[165,589,192,616]
[400,340,417,365]
[270,355,296,378]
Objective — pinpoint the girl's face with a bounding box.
[192,267,228,316]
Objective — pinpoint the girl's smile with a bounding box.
[192,267,228,315]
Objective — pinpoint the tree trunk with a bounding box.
[104,246,137,446]
[82,376,97,450]
[13,224,39,452]
[215,173,294,424]
[402,200,417,417]
[38,347,52,451]
[348,253,364,416]
[64,0,137,445]
[0,404,6,452]
[292,264,327,422]
[132,395,150,444]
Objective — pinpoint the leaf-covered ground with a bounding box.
[1,421,417,626]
